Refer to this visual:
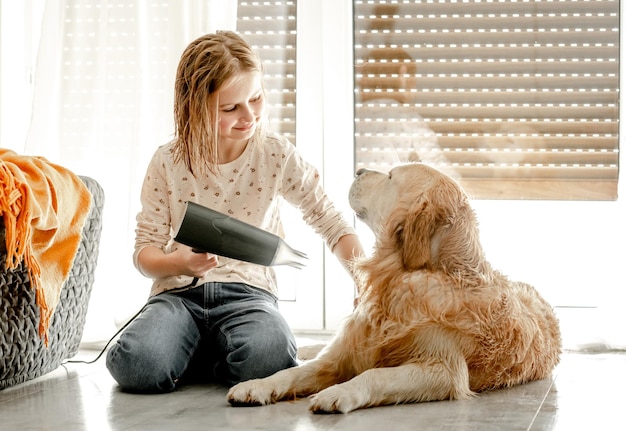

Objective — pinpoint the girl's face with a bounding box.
[217,71,265,145]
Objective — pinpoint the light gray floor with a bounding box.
[1,348,625,431]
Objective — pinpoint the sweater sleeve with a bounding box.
[280,141,355,251]
[132,147,175,273]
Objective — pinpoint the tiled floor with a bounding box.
[1,347,625,431]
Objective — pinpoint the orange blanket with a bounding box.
[0,149,92,346]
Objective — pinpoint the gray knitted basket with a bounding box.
[0,176,104,389]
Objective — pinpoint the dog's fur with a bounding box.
[227,163,561,413]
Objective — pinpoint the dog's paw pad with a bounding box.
[310,400,344,414]
[228,399,264,407]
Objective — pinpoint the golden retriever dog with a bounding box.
[227,163,561,413]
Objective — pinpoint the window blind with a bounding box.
[353,0,619,200]
[237,1,297,145]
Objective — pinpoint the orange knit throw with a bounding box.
[0,149,92,346]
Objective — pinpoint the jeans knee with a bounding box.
[104,292,200,393]
[106,342,177,393]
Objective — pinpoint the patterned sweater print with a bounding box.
[134,132,356,297]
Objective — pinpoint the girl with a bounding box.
[106,31,364,393]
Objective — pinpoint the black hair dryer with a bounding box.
[174,202,308,269]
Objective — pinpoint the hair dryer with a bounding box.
[174,202,308,269]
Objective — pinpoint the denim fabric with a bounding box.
[106,282,297,393]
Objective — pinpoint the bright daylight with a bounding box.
[1,1,624,430]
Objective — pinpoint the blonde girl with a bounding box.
[106,31,363,392]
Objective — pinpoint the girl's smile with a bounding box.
[218,71,265,147]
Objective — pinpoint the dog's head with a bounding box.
[349,163,481,272]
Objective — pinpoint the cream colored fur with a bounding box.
[227,163,561,413]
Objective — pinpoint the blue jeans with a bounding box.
[106,282,297,393]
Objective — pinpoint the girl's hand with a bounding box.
[136,245,219,280]
[174,246,219,278]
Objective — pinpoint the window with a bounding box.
[236,1,297,145]
[353,0,620,200]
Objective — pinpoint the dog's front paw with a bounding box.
[309,384,364,414]
[227,380,276,406]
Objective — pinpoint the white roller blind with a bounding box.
[353,0,619,200]
[236,1,297,145]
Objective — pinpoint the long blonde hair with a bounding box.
[173,31,266,176]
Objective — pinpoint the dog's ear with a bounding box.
[392,195,437,270]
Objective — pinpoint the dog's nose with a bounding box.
[355,168,366,176]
